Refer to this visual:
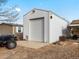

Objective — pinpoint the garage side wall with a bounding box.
[49,12,68,43]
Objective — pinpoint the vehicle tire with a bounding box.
[6,41,17,49]
[0,44,4,47]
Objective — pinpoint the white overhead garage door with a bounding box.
[29,17,44,42]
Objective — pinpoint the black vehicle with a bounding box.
[0,35,17,49]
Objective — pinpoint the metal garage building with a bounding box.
[23,8,68,43]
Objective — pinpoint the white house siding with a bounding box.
[49,12,68,43]
[16,27,18,33]
[23,9,49,42]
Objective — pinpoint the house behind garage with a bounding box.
[0,23,23,40]
[23,8,68,43]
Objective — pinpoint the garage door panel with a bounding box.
[29,18,44,42]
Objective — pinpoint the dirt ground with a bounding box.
[0,40,79,59]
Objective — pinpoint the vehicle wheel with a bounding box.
[6,41,17,49]
[0,44,4,47]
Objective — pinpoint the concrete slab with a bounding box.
[17,41,49,49]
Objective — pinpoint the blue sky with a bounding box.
[4,0,79,23]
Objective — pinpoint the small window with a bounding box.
[18,27,21,33]
[32,10,35,13]
[50,16,52,19]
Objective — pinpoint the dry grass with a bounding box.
[27,41,79,59]
[0,40,79,59]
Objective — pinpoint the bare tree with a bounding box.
[0,0,8,6]
[0,6,20,22]
[0,0,20,22]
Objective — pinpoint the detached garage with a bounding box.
[23,8,68,43]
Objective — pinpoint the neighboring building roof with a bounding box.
[71,20,79,24]
[24,8,69,23]
[0,23,23,27]
[69,20,79,27]
[69,24,79,26]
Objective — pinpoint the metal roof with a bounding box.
[71,20,79,24]
[0,23,23,27]
[24,8,69,23]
